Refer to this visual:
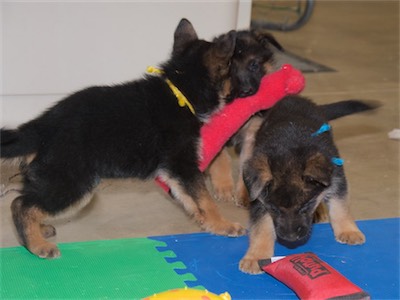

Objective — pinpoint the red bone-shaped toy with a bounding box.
[157,64,305,191]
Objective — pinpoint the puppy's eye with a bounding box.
[266,203,280,215]
[303,176,325,187]
[248,60,260,72]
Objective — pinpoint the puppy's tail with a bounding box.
[320,100,381,121]
[1,125,39,158]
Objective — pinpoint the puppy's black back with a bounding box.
[0,22,235,212]
[256,96,339,165]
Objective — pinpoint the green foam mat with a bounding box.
[0,238,196,299]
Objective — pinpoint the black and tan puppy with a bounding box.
[208,30,283,201]
[238,96,377,274]
[0,19,247,259]
[229,30,283,98]
[206,30,377,274]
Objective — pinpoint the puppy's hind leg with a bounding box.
[328,196,365,245]
[11,197,60,258]
[40,224,57,239]
[12,156,98,258]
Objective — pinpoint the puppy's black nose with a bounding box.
[277,235,309,249]
[277,225,312,249]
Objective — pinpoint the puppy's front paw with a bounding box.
[239,257,263,274]
[203,219,246,237]
[235,184,250,208]
[213,184,235,203]
[336,230,366,245]
[235,195,250,208]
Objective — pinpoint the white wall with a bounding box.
[1,0,251,127]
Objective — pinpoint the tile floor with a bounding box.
[1,1,399,248]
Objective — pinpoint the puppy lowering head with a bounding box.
[244,148,334,248]
[239,96,369,274]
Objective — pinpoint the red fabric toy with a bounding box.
[259,253,370,300]
[156,64,305,192]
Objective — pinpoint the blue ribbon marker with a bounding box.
[311,123,331,137]
[311,123,343,166]
[331,157,344,166]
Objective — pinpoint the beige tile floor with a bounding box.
[1,1,399,248]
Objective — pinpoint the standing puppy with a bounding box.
[239,96,375,274]
[207,29,376,274]
[0,19,246,259]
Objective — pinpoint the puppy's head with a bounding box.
[228,30,283,99]
[171,19,236,100]
[244,151,333,248]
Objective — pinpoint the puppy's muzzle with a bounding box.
[276,225,312,249]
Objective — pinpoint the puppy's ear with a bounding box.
[243,154,273,201]
[206,31,237,81]
[251,30,284,51]
[213,30,237,61]
[173,18,198,55]
[304,153,333,187]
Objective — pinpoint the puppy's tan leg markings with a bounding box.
[235,176,250,207]
[329,197,365,245]
[208,149,235,202]
[40,224,56,239]
[11,191,95,258]
[197,190,246,236]
[160,174,203,220]
[160,173,246,237]
[11,198,60,258]
[235,117,263,207]
[313,202,329,223]
[240,213,275,274]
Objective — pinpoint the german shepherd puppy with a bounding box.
[0,19,247,259]
[208,30,283,201]
[238,96,377,274]
[207,30,377,274]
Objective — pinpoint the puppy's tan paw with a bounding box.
[336,230,366,245]
[213,185,235,203]
[235,195,250,208]
[203,220,246,237]
[234,183,250,208]
[30,242,61,259]
[239,257,263,274]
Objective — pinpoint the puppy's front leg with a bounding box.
[328,197,365,245]
[160,172,245,237]
[208,149,235,202]
[240,213,275,274]
[195,188,246,237]
[235,116,263,207]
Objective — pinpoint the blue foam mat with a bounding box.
[150,218,400,299]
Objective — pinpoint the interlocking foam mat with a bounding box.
[0,238,196,299]
[1,218,399,299]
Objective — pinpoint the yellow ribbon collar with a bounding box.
[147,66,195,115]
